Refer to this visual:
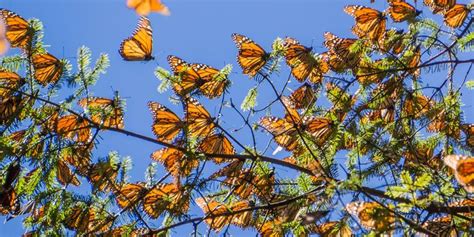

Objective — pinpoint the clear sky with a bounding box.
[2,0,473,236]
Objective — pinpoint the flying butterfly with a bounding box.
[443,4,470,28]
[197,133,235,164]
[168,55,227,99]
[344,5,386,42]
[387,0,421,22]
[283,37,329,83]
[0,9,32,50]
[232,33,269,77]
[424,0,456,14]
[32,53,63,86]
[443,155,474,193]
[127,0,170,16]
[78,96,124,129]
[185,97,215,139]
[148,101,184,143]
[119,17,154,61]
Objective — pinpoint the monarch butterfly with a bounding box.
[56,159,80,186]
[0,189,19,215]
[289,83,316,110]
[148,101,183,143]
[55,114,91,143]
[210,159,244,180]
[424,0,455,14]
[323,32,358,66]
[64,206,96,233]
[196,198,253,232]
[443,155,474,193]
[78,97,124,129]
[312,221,353,237]
[387,1,421,22]
[402,93,431,118]
[185,97,215,139]
[356,59,386,85]
[198,133,235,164]
[443,4,469,28]
[259,219,284,237]
[232,33,269,77]
[127,0,170,16]
[87,160,119,192]
[32,53,63,86]
[260,97,334,150]
[0,70,22,97]
[151,145,199,179]
[119,17,154,61]
[61,144,92,172]
[426,108,461,138]
[461,124,474,147]
[0,95,24,125]
[116,183,147,209]
[143,183,180,218]
[344,5,386,42]
[225,169,274,199]
[0,9,32,50]
[346,201,395,232]
[167,55,227,99]
[0,162,20,215]
[420,216,456,237]
[378,29,406,54]
[283,37,329,83]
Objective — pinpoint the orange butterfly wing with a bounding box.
[443,4,469,28]
[185,97,215,139]
[284,37,328,83]
[79,97,124,129]
[344,5,386,42]
[0,9,31,50]
[148,101,183,142]
[388,1,420,22]
[289,83,316,109]
[151,146,198,178]
[192,63,226,99]
[0,69,22,97]
[127,0,170,16]
[232,33,268,77]
[198,133,235,164]
[32,53,63,86]
[56,114,91,143]
[119,17,153,61]
[424,0,456,14]
[116,183,146,209]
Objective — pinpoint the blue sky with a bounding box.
[2,0,473,236]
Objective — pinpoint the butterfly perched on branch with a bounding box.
[32,53,63,86]
[168,55,228,99]
[344,5,386,42]
[119,17,154,61]
[283,37,328,84]
[232,33,269,77]
[196,197,254,232]
[387,1,421,23]
[79,96,124,129]
[346,201,395,232]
